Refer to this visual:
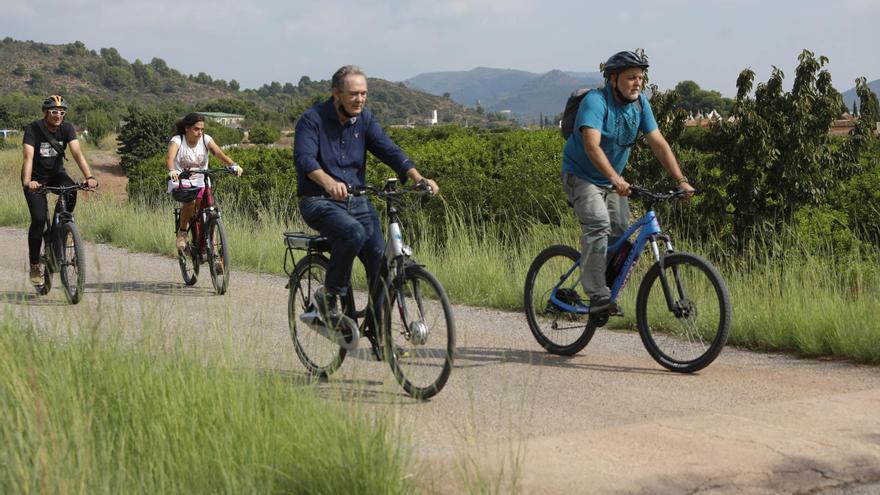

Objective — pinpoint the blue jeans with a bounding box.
[298,195,385,297]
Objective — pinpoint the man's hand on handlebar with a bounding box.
[325,181,349,201]
[83,177,98,189]
[611,177,631,197]
[25,180,42,191]
[678,181,695,199]
[416,178,440,195]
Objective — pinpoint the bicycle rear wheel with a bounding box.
[288,254,346,378]
[58,221,85,304]
[384,264,455,400]
[178,227,199,286]
[207,218,230,295]
[523,245,597,356]
[635,252,731,373]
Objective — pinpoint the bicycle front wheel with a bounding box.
[288,254,346,378]
[384,264,455,400]
[58,221,85,304]
[635,252,731,373]
[207,218,230,295]
[523,245,596,356]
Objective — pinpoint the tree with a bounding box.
[102,66,134,90]
[247,123,280,144]
[229,79,240,91]
[84,110,113,146]
[117,106,175,171]
[702,50,872,249]
[100,47,128,67]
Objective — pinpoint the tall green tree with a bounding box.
[117,105,175,171]
[702,50,872,248]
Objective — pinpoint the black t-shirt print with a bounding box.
[22,120,77,180]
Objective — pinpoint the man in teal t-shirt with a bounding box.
[561,51,694,314]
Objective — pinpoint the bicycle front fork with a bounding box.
[650,235,687,314]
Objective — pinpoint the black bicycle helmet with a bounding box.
[602,51,649,78]
[42,94,67,110]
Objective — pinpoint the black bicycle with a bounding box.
[284,178,455,400]
[173,168,236,295]
[33,183,90,304]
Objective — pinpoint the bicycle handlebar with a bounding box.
[178,167,237,180]
[629,186,692,203]
[39,183,93,194]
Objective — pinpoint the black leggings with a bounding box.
[23,174,77,264]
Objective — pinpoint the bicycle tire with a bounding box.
[207,218,230,295]
[178,227,199,286]
[58,221,86,304]
[383,264,455,400]
[288,254,346,378]
[635,252,731,373]
[523,245,597,356]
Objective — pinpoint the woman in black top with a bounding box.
[21,95,98,284]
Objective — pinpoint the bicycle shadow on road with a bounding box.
[454,346,673,376]
[84,281,216,297]
[0,290,70,307]
[260,368,415,405]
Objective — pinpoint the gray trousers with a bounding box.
[562,172,630,299]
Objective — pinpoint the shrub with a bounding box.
[248,124,281,145]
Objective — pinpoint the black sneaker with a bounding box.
[589,294,619,315]
[313,287,342,321]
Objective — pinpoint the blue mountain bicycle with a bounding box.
[523,186,731,373]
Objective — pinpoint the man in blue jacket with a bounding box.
[294,65,439,323]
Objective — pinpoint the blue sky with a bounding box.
[4,0,879,96]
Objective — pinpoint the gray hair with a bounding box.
[331,65,366,91]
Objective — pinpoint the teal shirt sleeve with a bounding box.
[638,95,658,133]
[574,90,606,132]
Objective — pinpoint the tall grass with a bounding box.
[0,311,412,494]
[1,147,878,364]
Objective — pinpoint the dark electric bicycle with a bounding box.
[523,187,731,373]
[33,183,91,304]
[174,168,236,295]
[284,178,455,400]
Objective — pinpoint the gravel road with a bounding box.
[1,226,878,494]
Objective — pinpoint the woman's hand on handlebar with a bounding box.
[168,170,180,182]
[226,163,243,176]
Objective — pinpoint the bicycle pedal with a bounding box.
[610,308,625,317]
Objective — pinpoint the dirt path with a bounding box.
[88,149,127,201]
[0,226,878,494]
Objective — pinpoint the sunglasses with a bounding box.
[47,109,66,117]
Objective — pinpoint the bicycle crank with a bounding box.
[299,310,361,350]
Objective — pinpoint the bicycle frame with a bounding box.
[42,187,80,272]
[548,206,672,314]
[284,179,429,338]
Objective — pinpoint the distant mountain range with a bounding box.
[408,67,880,122]
[841,79,880,112]
[405,67,604,122]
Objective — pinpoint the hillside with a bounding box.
[841,78,880,112]
[405,67,604,122]
[0,38,504,128]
